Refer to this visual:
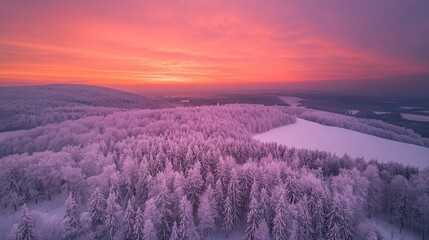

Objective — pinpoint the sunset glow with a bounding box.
[1,0,428,86]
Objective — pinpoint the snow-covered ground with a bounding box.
[254,118,429,168]
[369,217,420,240]
[374,111,390,115]
[400,106,423,110]
[401,113,429,122]
[279,96,304,107]
[0,192,67,239]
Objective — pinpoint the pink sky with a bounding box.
[1,0,428,86]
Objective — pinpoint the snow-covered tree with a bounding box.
[259,187,270,224]
[143,219,157,240]
[363,165,382,217]
[326,192,356,240]
[185,161,204,208]
[155,177,173,239]
[169,221,179,240]
[62,193,81,240]
[105,187,121,240]
[295,195,313,240]
[178,196,200,240]
[123,199,135,240]
[214,178,225,220]
[254,219,270,240]
[273,187,289,240]
[197,184,217,238]
[244,180,260,240]
[133,207,144,240]
[88,187,106,231]
[223,169,241,233]
[16,204,35,240]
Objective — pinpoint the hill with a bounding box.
[0,84,169,132]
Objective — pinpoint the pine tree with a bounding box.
[223,169,241,233]
[223,195,234,235]
[62,193,81,240]
[244,180,260,240]
[185,161,204,208]
[133,207,144,240]
[123,200,135,240]
[397,186,409,233]
[326,193,355,240]
[89,187,106,231]
[105,188,121,240]
[156,177,173,239]
[255,219,270,240]
[143,219,158,240]
[17,204,35,240]
[214,178,225,220]
[178,196,200,240]
[311,196,324,239]
[295,195,313,240]
[169,222,179,240]
[197,184,217,238]
[259,187,270,224]
[273,187,289,240]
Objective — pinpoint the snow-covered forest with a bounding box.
[0,85,168,132]
[283,107,429,147]
[0,104,428,240]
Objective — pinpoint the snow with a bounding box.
[401,113,429,122]
[254,118,429,168]
[212,226,245,240]
[279,96,304,107]
[368,217,420,240]
[374,111,390,115]
[348,110,359,115]
[0,129,26,141]
[180,99,190,103]
[0,192,67,239]
[400,106,423,110]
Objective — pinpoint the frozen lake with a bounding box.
[254,118,429,168]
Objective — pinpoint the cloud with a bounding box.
[1,0,428,85]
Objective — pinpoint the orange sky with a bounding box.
[1,0,428,86]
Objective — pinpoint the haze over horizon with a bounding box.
[1,0,429,90]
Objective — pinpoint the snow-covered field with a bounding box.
[400,106,423,110]
[279,96,304,107]
[374,111,390,115]
[254,118,429,168]
[401,113,429,122]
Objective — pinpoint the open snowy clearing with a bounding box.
[374,111,390,115]
[369,217,419,240]
[254,118,429,168]
[279,96,304,107]
[400,106,423,110]
[401,113,429,122]
[0,192,67,239]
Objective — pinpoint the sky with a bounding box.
[1,0,429,87]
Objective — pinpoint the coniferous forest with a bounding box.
[1,104,428,240]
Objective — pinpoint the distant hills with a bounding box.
[0,84,170,132]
